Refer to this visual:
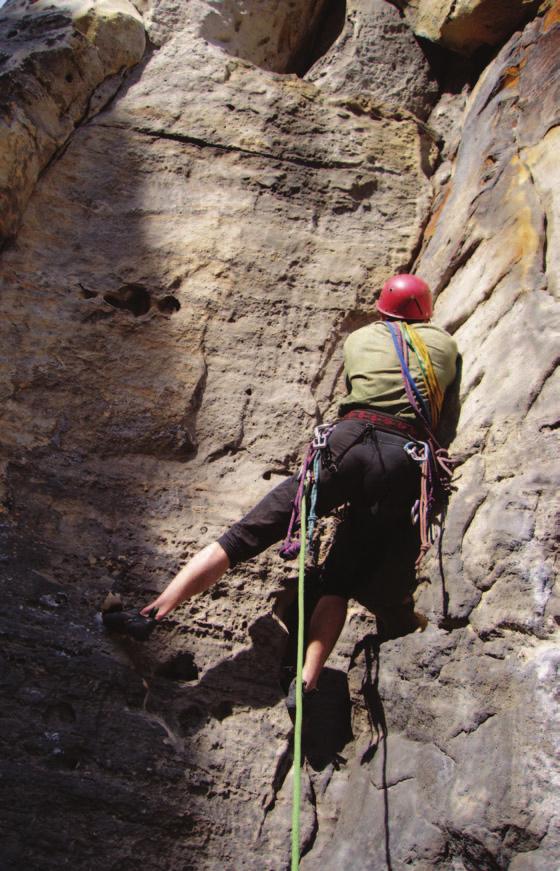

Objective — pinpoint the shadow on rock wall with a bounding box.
[0,53,217,871]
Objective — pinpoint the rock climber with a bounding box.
[104,274,458,701]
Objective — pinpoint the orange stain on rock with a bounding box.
[424,184,451,241]
[543,1,560,33]
[507,156,540,270]
[503,57,527,89]
[514,210,539,265]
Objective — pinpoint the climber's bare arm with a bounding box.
[141,541,230,619]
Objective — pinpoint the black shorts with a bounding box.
[218,419,420,601]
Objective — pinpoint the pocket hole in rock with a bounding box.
[157,295,181,314]
[103,284,151,317]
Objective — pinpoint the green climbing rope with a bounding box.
[291,485,307,870]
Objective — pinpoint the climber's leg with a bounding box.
[301,594,348,690]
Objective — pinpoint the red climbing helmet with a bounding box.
[376,274,433,321]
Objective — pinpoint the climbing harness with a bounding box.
[291,486,307,870]
[386,321,455,564]
[279,404,425,562]
[280,319,455,568]
[342,407,420,440]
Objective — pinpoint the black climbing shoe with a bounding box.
[102,608,159,641]
[286,676,318,717]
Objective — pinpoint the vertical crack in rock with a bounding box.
[301,775,319,858]
[286,0,347,77]
[432,233,484,298]
[308,309,372,415]
[255,739,294,843]
[517,144,550,291]
[525,357,560,417]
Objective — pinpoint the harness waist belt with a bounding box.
[340,408,421,440]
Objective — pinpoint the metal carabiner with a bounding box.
[313,424,331,450]
[404,440,429,463]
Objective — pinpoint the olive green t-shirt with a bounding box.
[338,321,458,423]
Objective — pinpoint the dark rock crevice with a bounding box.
[286,0,347,77]
[106,121,363,170]
[200,0,347,77]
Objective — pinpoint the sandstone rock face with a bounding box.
[0,0,145,241]
[395,0,543,54]
[144,0,343,70]
[305,0,439,119]
[0,1,558,870]
[197,0,336,74]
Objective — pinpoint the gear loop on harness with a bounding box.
[306,451,322,547]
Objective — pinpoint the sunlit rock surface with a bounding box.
[394,0,543,54]
[0,1,558,869]
[305,0,438,119]
[0,0,145,240]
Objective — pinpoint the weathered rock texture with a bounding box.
[0,0,558,869]
[0,0,145,240]
[395,0,543,54]
[305,0,439,119]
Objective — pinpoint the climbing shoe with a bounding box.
[286,676,318,717]
[102,608,159,641]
